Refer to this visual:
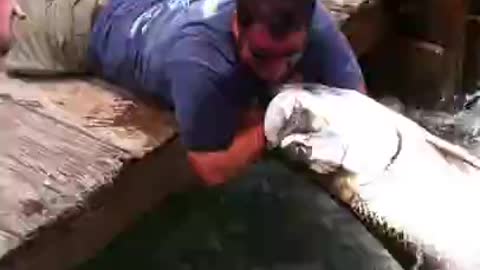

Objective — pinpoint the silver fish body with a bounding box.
[264,83,480,270]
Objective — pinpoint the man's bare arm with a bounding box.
[187,108,266,185]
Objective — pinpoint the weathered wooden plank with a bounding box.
[0,72,177,158]
[0,95,129,259]
[0,138,196,270]
[0,55,185,269]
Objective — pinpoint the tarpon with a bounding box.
[264,83,480,270]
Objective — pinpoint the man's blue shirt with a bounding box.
[89,0,364,151]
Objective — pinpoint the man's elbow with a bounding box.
[187,152,236,186]
[186,120,266,186]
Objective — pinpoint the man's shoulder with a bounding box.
[164,34,235,75]
[164,33,258,108]
[139,0,237,76]
[299,2,364,90]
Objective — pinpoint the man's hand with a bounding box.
[187,107,266,186]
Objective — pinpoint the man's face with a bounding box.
[238,23,307,84]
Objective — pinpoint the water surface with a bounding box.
[77,159,402,270]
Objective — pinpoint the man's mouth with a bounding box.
[260,67,297,86]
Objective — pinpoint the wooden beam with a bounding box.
[341,1,391,57]
[364,0,470,110]
[323,0,391,57]
[463,2,480,93]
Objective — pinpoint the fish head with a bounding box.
[264,84,402,177]
[264,84,350,174]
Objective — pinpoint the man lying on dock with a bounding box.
[0,0,366,185]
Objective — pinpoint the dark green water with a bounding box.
[76,159,402,270]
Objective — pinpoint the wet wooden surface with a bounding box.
[0,58,187,269]
[0,72,177,156]
[0,95,127,248]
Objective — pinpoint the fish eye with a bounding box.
[284,141,312,162]
[295,143,309,156]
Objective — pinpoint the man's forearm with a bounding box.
[188,120,265,185]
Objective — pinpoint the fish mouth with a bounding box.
[281,140,313,164]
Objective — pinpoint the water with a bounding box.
[76,159,402,270]
[380,92,480,157]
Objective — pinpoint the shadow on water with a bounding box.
[76,159,403,270]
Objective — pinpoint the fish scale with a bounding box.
[349,191,449,270]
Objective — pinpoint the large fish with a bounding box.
[264,83,480,270]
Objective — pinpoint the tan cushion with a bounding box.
[4,0,100,76]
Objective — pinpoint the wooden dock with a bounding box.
[0,62,199,269]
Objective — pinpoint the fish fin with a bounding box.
[332,172,360,205]
[381,96,480,170]
[425,133,480,170]
[311,170,359,205]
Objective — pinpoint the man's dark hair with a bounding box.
[236,0,316,39]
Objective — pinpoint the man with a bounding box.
[1,0,366,185]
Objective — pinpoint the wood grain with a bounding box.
[0,72,177,157]
[0,64,181,268]
[0,95,129,258]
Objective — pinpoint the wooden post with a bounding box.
[463,2,480,94]
[373,0,469,110]
[434,0,470,110]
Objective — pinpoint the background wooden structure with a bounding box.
[362,0,472,111]
[463,1,480,94]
